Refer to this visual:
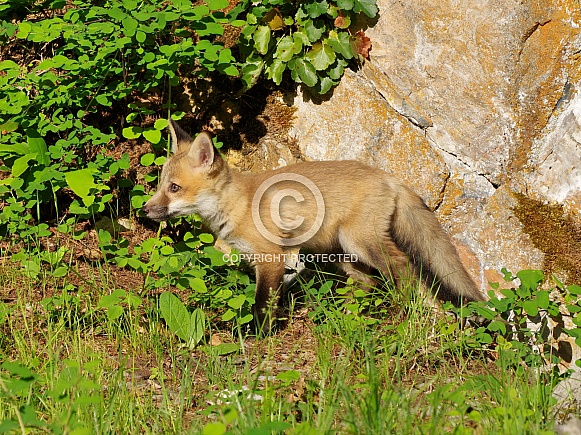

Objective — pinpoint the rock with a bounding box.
[95,216,134,235]
[289,0,581,288]
[458,186,545,289]
[556,417,581,435]
[363,0,580,184]
[290,68,449,210]
[226,137,300,172]
[516,90,581,223]
[554,369,581,423]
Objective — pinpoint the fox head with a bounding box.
[142,120,227,222]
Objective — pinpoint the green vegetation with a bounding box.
[1,265,574,433]
[0,0,579,432]
[233,0,376,93]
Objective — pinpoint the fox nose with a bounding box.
[142,203,150,215]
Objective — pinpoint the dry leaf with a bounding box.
[263,8,284,31]
[211,334,223,346]
[354,30,372,59]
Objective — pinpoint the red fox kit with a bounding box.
[143,120,486,329]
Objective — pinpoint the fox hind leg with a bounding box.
[337,260,377,289]
[338,229,411,288]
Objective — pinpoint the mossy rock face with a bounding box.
[287,0,581,288]
[513,193,581,285]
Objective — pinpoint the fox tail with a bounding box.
[391,186,486,304]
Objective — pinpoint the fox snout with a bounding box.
[142,200,170,222]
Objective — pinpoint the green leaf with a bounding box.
[476,331,492,344]
[536,290,550,309]
[306,42,336,70]
[267,60,286,85]
[327,31,353,59]
[199,233,214,243]
[196,21,223,37]
[95,94,112,106]
[274,35,296,62]
[123,0,137,9]
[1,361,35,379]
[52,266,68,277]
[327,58,348,80]
[190,308,205,345]
[207,0,228,9]
[567,304,581,314]
[140,153,156,166]
[317,76,335,94]
[253,25,271,55]
[516,270,543,291]
[154,118,169,130]
[158,292,192,342]
[217,63,239,76]
[302,19,324,42]
[238,313,254,325]
[11,154,35,177]
[65,169,96,200]
[69,200,89,215]
[289,57,318,87]
[522,299,539,317]
[353,0,378,18]
[127,293,142,308]
[107,305,124,320]
[501,267,514,281]
[158,293,205,347]
[276,369,301,384]
[304,0,328,18]
[136,30,146,43]
[337,0,355,10]
[190,277,207,293]
[143,128,161,144]
[293,31,310,48]
[122,126,142,139]
[98,290,123,308]
[222,309,236,321]
[17,21,32,39]
[0,120,18,133]
[0,60,19,71]
[107,7,127,21]
[228,294,247,310]
[203,422,226,435]
[212,343,239,355]
[240,57,264,88]
[487,320,507,334]
[122,16,138,36]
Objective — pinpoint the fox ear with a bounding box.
[168,119,193,154]
[189,132,215,168]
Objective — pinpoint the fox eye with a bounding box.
[169,183,181,193]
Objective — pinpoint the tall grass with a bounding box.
[0,261,560,434]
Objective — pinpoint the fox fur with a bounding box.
[143,120,486,330]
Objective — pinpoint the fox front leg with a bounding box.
[253,260,285,334]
